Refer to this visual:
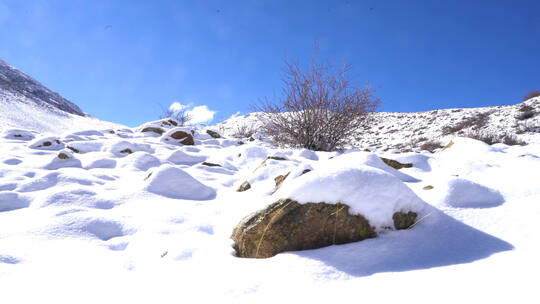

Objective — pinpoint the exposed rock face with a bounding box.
[380,157,413,170]
[170,131,194,145]
[206,130,221,138]
[236,181,251,192]
[231,199,377,258]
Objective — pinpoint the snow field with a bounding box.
[0,119,539,303]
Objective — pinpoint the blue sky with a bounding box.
[1,0,539,127]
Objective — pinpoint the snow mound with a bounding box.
[106,140,153,156]
[144,165,216,200]
[442,178,505,208]
[0,192,30,212]
[43,150,82,170]
[28,136,64,150]
[331,152,419,182]
[120,151,161,171]
[167,150,206,165]
[276,165,427,229]
[85,158,117,169]
[65,141,103,153]
[3,129,36,140]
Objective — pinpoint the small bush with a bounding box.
[464,130,526,146]
[515,110,535,121]
[160,107,191,126]
[516,120,540,134]
[441,111,492,135]
[419,140,443,152]
[232,123,257,139]
[523,90,540,101]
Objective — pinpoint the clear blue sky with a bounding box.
[1,0,539,127]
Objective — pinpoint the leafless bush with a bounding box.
[419,140,443,152]
[516,120,540,134]
[515,110,535,121]
[160,106,191,126]
[441,111,492,135]
[523,90,540,101]
[232,123,257,138]
[465,130,526,146]
[255,43,380,151]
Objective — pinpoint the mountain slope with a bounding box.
[215,97,540,149]
[0,58,123,133]
[0,58,84,116]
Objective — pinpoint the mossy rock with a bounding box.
[231,199,377,258]
[380,157,413,170]
[392,211,417,229]
[170,131,194,145]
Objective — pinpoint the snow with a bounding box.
[441,178,505,208]
[1,109,540,303]
[144,164,216,200]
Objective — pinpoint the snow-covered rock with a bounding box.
[276,165,426,229]
[442,178,505,208]
[144,165,216,200]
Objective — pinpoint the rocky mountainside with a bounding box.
[0,58,84,116]
[215,97,540,150]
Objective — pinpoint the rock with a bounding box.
[267,156,286,161]
[141,127,165,135]
[231,199,377,258]
[237,181,251,192]
[66,146,79,153]
[274,172,290,188]
[392,211,417,229]
[380,157,413,170]
[237,141,244,145]
[202,162,221,167]
[206,130,221,138]
[301,169,312,175]
[249,136,255,142]
[120,148,132,154]
[170,131,194,145]
[58,152,70,159]
[423,185,434,190]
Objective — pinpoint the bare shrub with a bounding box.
[441,111,493,135]
[465,130,526,146]
[516,120,540,134]
[160,106,191,126]
[523,90,540,101]
[515,110,536,121]
[232,123,257,139]
[255,43,379,151]
[419,140,443,152]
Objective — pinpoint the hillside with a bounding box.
[0,58,122,134]
[216,97,540,149]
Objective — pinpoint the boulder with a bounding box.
[206,130,221,139]
[170,130,194,145]
[141,127,165,135]
[231,199,377,258]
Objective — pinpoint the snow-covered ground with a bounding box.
[1,109,539,303]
